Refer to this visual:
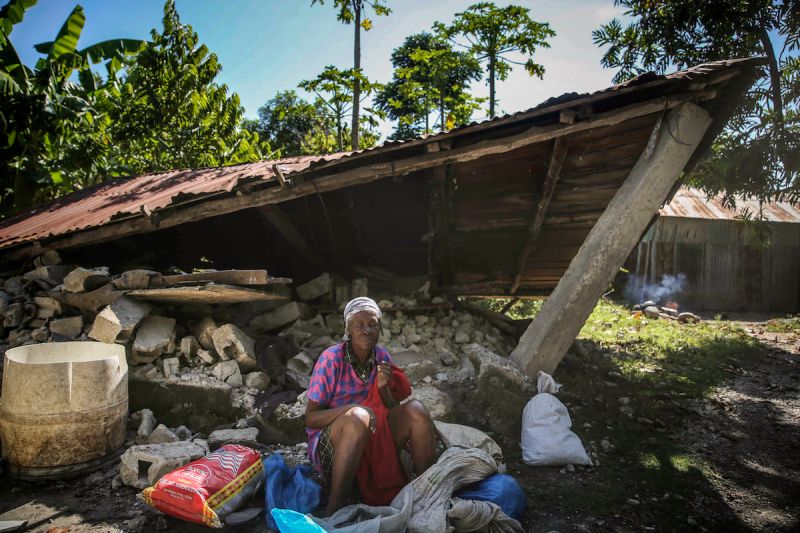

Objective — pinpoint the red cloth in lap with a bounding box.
[356,365,412,506]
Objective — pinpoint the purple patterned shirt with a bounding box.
[306,342,393,472]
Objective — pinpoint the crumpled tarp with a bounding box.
[312,447,523,533]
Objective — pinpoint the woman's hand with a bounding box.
[376,362,393,389]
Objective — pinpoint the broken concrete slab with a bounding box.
[63,266,111,293]
[22,265,74,285]
[207,427,259,450]
[212,360,243,387]
[147,423,179,444]
[48,316,84,339]
[193,316,217,351]
[296,273,332,301]
[244,371,271,391]
[89,296,151,344]
[196,348,217,365]
[249,301,309,332]
[211,324,257,370]
[132,316,176,364]
[179,335,199,360]
[405,385,455,422]
[286,352,314,388]
[119,441,206,489]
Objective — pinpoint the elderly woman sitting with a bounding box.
[305,297,437,515]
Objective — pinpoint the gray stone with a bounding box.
[454,331,470,344]
[33,296,61,319]
[136,408,157,443]
[296,273,332,301]
[162,357,180,378]
[434,420,503,463]
[49,316,84,339]
[643,305,661,319]
[405,385,455,422]
[89,296,151,344]
[22,266,73,286]
[132,315,176,364]
[439,348,459,366]
[212,360,243,387]
[63,266,111,293]
[174,426,193,441]
[147,424,179,444]
[113,269,156,290]
[244,371,271,391]
[212,324,257,371]
[31,327,49,342]
[457,357,476,380]
[3,303,23,328]
[193,317,218,351]
[197,348,217,365]
[207,427,259,450]
[179,335,199,359]
[351,278,368,298]
[249,302,309,332]
[678,312,700,324]
[286,352,314,389]
[119,441,206,489]
[39,250,62,266]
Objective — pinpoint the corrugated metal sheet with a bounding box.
[660,187,800,223]
[0,58,763,254]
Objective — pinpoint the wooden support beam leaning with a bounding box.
[510,137,570,294]
[510,102,713,378]
[2,91,713,261]
[257,205,328,271]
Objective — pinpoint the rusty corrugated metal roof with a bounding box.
[660,187,800,223]
[0,58,764,253]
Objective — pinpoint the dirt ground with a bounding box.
[1,318,798,532]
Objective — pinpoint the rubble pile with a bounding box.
[0,254,526,450]
[632,299,701,323]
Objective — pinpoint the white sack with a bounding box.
[520,371,592,466]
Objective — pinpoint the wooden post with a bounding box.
[510,102,712,377]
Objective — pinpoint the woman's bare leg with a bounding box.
[325,406,372,515]
[387,400,436,475]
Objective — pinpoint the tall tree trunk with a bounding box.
[351,1,361,151]
[488,55,496,118]
[759,28,785,138]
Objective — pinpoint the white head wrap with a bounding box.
[342,297,382,340]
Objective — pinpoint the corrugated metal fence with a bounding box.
[630,217,800,312]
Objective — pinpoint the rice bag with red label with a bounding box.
[141,444,263,528]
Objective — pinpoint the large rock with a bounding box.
[119,441,206,489]
[113,269,156,290]
[89,296,151,344]
[207,427,259,450]
[296,273,332,301]
[63,266,111,293]
[244,371,271,391]
[393,350,442,383]
[132,316,176,364]
[462,343,534,439]
[212,360,243,387]
[434,420,503,464]
[405,385,455,422]
[147,424,179,444]
[22,265,74,285]
[33,296,61,319]
[49,316,84,339]
[249,302,309,332]
[179,335,199,360]
[211,324,257,371]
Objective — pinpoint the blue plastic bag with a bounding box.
[454,473,527,521]
[264,453,321,530]
[271,508,327,533]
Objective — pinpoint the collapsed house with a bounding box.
[0,58,763,377]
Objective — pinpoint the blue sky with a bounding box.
[11,0,625,138]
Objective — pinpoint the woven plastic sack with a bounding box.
[142,444,263,528]
[520,372,592,466]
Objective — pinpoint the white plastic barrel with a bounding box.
[0,341,128,479]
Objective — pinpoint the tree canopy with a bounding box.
[436,2,555,118]
[593,0,800,204]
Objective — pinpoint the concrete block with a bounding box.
[179,335,199,359]
[136,408,157,443]
[113,269,156,290]
[63,266,111,293]
[119,441,206,489]
[207,427,259,450]
[132,316,176,364]
[49,316,84,339]
[296,273,332,301]
[147,424,179,444]
[244,371,270,391]
[212,360,243,387]
[249,302,309,333]
[162,357,180,378]
[193,317,218,351]
[405,386,455,422]
[196,348,217,365]
[89,296,151,344]
[211,324,256,371]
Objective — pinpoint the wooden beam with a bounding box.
[157,269,271,286]
[127,284,289,304]
[257,205,327,271]
[510,137,570,294]
[2,91,713,262]
[510,102,712,378]
[272,164,288,189]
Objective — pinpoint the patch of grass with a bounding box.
[764,315,800,333]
